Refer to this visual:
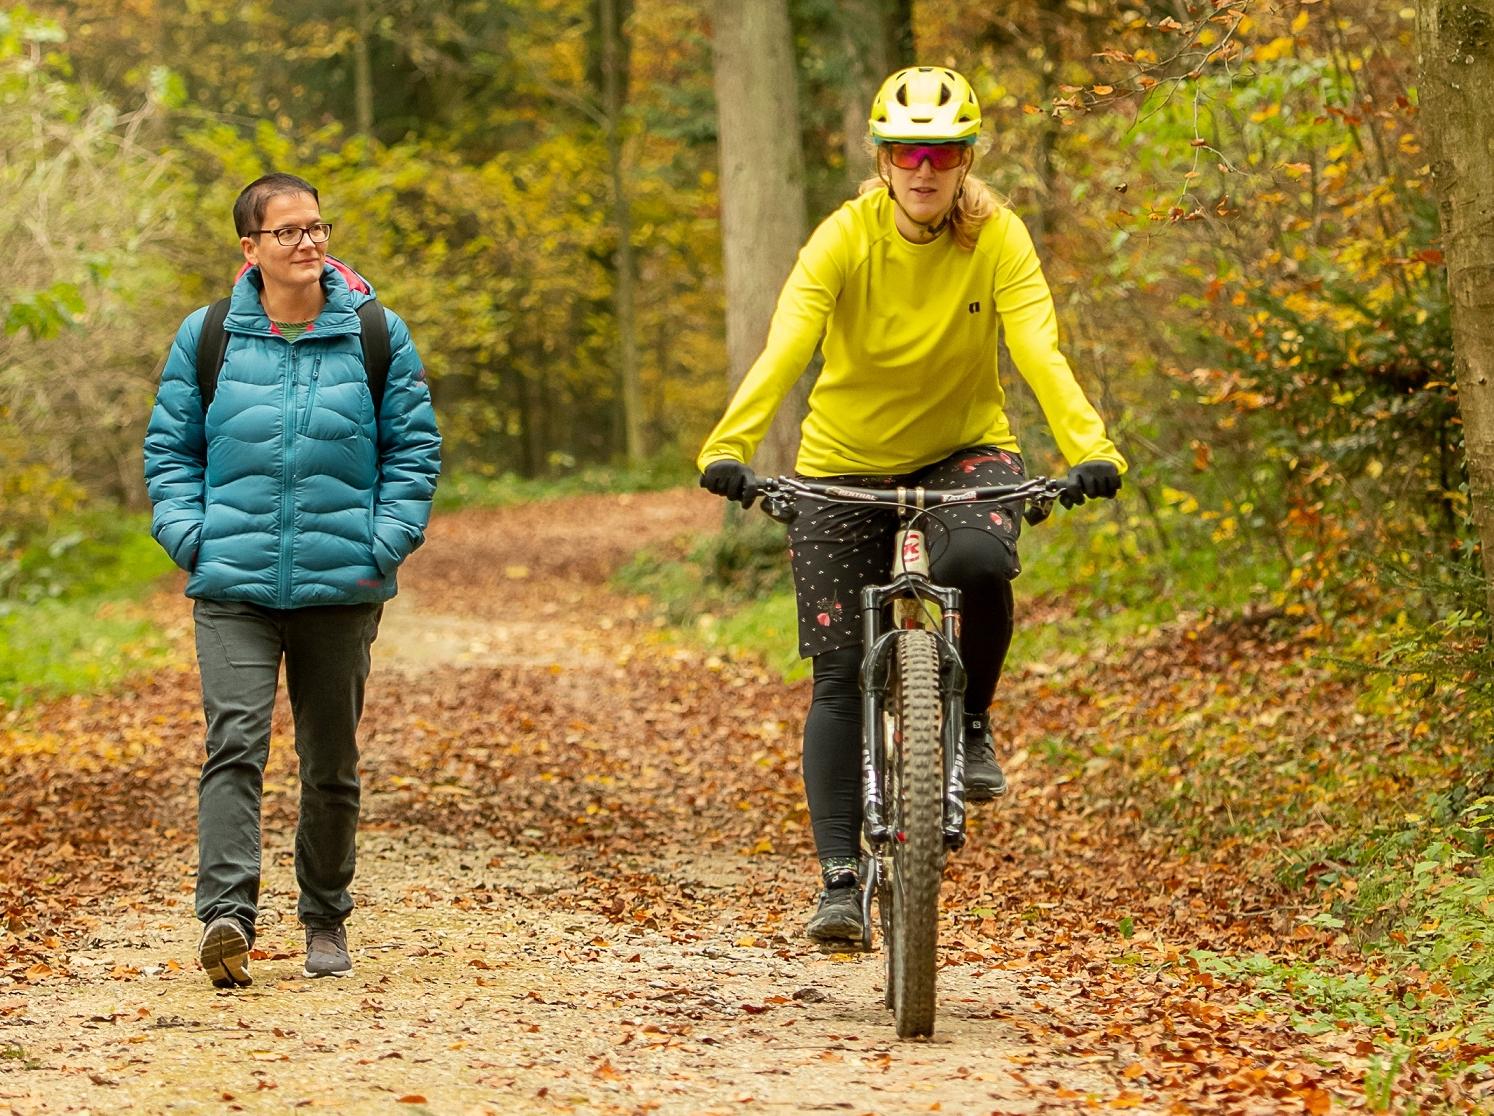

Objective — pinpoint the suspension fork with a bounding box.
[938,597,968,851]
[858,576,967,849]
[859,583,894,847]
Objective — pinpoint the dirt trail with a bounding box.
[3,489,1367,1115]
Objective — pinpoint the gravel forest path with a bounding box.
[2,489,1372,1115]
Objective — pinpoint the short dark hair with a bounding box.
[233,173,320,238]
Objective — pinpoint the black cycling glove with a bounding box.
[1060,460,1122,508]
[700,460,761,509]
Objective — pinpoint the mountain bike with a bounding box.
[756,472,1079,1039]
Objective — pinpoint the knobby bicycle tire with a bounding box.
[888,628,943,1038]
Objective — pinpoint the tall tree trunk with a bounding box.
[887,0,915,63]
[1417,0,1494,618]
[837,0,908,182]
[711,0,809,475]
[1030,0,1062,244]
[352,0,374,138]
[599,0,644,464]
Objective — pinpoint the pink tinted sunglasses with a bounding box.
[884,143,969,171]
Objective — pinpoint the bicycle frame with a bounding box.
[760,474,1069,856]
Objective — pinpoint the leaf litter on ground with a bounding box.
[1,488,1485,1112]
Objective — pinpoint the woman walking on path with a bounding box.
[144,173,441,986]
[697,67,1125,944]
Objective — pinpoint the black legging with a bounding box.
[802,529,1016,862]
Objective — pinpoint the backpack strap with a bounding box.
[356,299,390,416]
[194,298,232,409]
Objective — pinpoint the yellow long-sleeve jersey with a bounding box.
[696,189,1127,477]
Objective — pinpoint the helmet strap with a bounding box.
[879,160,971,242]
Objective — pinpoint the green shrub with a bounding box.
[0,507,173,609]
[0,505,177,707]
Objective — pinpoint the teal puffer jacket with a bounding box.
[144,263,441,607]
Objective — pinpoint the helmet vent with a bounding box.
[868,65,981,143]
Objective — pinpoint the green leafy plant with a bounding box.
[0,506,177,708]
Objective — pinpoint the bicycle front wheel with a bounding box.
[886,628,943,1038]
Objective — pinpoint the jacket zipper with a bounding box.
[277,341,296,608]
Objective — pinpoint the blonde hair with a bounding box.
[859,148,1006,251]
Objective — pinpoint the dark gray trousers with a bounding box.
[192,599,382,940]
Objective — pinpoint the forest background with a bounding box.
[0,0,1483,583]
[2,0,1493,1106]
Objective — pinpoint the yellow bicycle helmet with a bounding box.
[869,66,981,144]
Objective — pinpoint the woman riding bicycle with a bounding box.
[698,66,1126,944]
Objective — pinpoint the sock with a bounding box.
[819,856,859,890]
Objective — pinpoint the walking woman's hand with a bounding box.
[700,460,762,509]
[1060,461,1122,507]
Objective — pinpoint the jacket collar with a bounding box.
[225,261,374,337]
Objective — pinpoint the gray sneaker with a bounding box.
[303,925,352,978]
[964,715,1009,801]
[198,917,252,989]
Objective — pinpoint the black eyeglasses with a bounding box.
[249,222,333,247]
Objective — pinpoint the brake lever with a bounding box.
[1022,494,1055,526]
[760,488,798,524]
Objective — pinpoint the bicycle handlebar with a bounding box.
[753,473,1081,526]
